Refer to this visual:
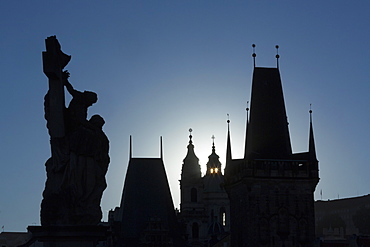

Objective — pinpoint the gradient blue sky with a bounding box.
[1,1,369,232]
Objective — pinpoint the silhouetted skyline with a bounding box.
[0,1,369,232]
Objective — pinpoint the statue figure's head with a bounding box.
[83,91,98,106]
[90,114,105,129]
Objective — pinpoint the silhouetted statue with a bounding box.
[41,36,109,226]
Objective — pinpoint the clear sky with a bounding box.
[0,1,369,232]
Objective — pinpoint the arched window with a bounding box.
[220,207,226,226]
[191,188,197,202]
[192,222,199,239]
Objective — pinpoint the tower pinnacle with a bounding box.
[309,104,317,161]
[129,135,132,159]
[189,128,193,144]
[244,101,250,159]
[276,45,280,69]
[226,115,232,166]
[252,44,256,67]
[211,135,215,153]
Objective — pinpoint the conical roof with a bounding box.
[309,109,318,161]
[226,120,232,164]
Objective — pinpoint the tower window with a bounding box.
[191,188,197,202]
[220,207,226,226]
[210,167,219,174]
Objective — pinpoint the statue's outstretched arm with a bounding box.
[62,70,79,97]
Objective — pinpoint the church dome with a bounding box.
[203,137,225,192]
[181,130,201,179]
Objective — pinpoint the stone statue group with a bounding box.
[41,36,109,226]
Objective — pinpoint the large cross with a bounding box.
[43,36,71,138]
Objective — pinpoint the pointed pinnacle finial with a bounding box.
[189,128,193,144]
[211,135,215,151]
[246,101,250,122]
[129,135,132,159]
[308,103,317,161]
[160,136,163,159]
[227,114,230,132]
[252,44,256,67]
[275,45,280,69]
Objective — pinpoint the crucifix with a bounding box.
[42,36,71,138]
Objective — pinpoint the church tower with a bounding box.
[224,46,319,247]
[202,137,230,237]
[179,131,230,246]
[179,130,207,245]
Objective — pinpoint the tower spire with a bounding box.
[129,135,132,159]
[252,44,256,67]
[160,136,163,159]
[309,104,317,161]
[244,101,250,159]
[189,128,193,144]
[212,135,215,153]
[226,114,232,165]
[181,128,201,179]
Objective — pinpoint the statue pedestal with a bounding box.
[28,225,108,247]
